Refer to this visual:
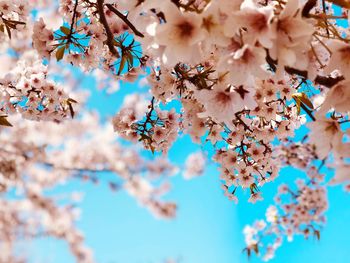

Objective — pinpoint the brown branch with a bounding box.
[105,4,145,38]
[0,147,115,174]
[235,112,253,132]
[67,0,79,42]
[140,96,155,133]
[322,0,330,36]
[285,66,345,88]
[314,74,345,87]
[96,0,119,57]
[265,50,344,88]
[42,161,114,174]
[302,0,317,18]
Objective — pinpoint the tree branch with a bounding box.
[105,4,145,38]
[284,66,345,88]
[42,161,114,174]
[67,0,79,42]
[302,0,317,18]
[96,0,119,57]
[265,50,344,88]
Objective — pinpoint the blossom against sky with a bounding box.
[25,77,350,263]
[1,0,350,262]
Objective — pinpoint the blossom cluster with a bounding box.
[0,0,28,40]
[243,174,328,260]
[0,0,350,261]
[112,95,180,154]
[0,53,77,123]
[102,0,349,203]
[243,138,330,260]
[0,107,180,261]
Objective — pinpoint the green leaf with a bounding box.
[66,101,75,119]
[126,53,134,70]
[252,244,259,254]
[5,25,11,39]
[292,92,314,115]
[149,144,155,154]
[0,116,13,127]
[314,230,321,240]
[118,55,127,75]
[55,46,65,61]
[67,98,78,103]
[250,183,259,193]
[113,39,122,48]
[294,99,301,115]
[300,93,314,109]
[60,26,71,35]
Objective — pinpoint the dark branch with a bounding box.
[314,74,345,87]
[106,4,145,38]
[67,0,79,42]
[265,50,344,88]
[285,66,345,88]
[43,161,114,173]
[96,0,119,57]
[302,0,317,18]
[300,103,316,121]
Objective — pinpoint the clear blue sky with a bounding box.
[24,72,350,263]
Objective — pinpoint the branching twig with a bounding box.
[302,0,317,18]
[285,66,345,88]
[265,50,344,88]
[106,4,145,38]
[43,161,114,174]
[96,0,119,57]
[235,112,253,132]
[67,0,79,42]
[300,103,316,121]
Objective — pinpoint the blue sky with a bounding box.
[25,72,350,263]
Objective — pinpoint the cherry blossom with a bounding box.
[183,151,206,179]
[0,0,350,261]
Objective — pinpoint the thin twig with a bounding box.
[322,0,330,37]
[300,103,316,121]
[265,50,345,88]
[43,161,114,173]
[106,4,145,37]
[96,0,119,57]
[67,0,79,42]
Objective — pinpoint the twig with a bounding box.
[67,0,79,42]
[265,50,344,88]
[322,0,330,37]
[42,161,116,174]
[300,103,316,121]
[302,0,317,18]
[235,112,253,132]
[106,4,145,37]
[96,0,119,57]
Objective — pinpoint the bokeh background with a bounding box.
[19,73,350,263]
[19,5,350,261]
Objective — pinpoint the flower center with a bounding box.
[215,91,232,104]
[176,20,194,38]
